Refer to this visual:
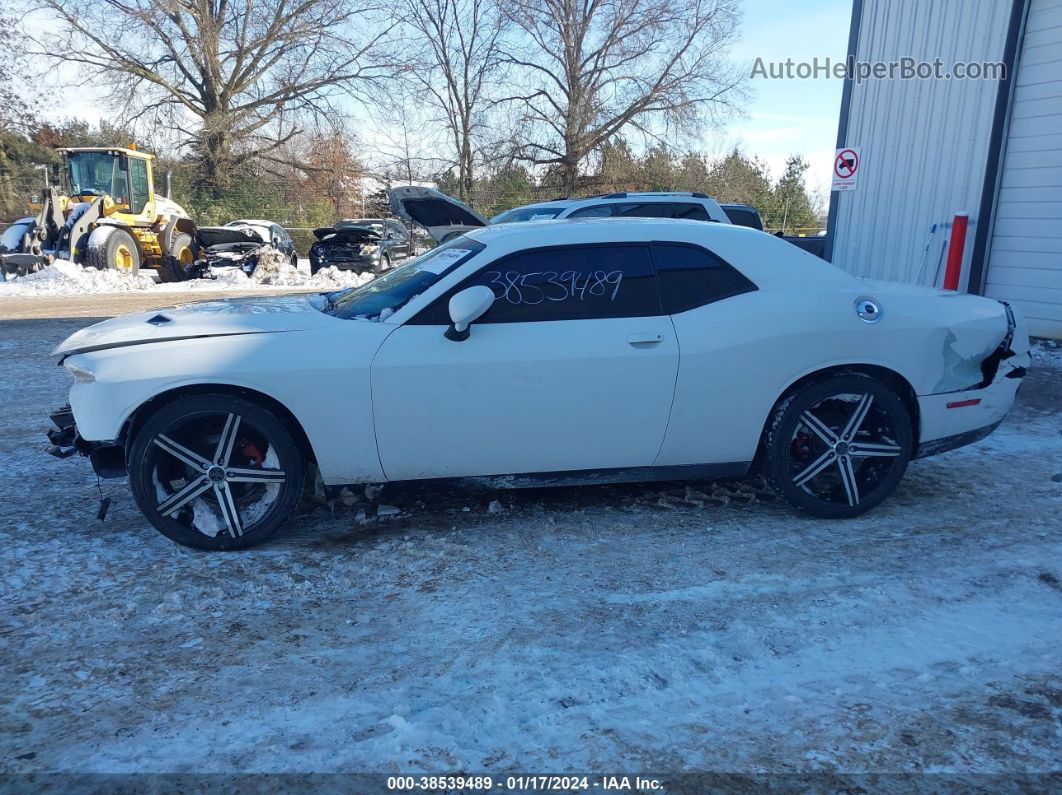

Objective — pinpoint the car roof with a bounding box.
[495,194,726,216]
[226,219,276,227]
[458,216,850,289]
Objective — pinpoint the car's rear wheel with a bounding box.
[763,374,913,518]
[128,394,306,550]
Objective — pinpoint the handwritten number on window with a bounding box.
[484,270,623,305]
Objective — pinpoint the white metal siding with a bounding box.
[986,0,1062,339]
[830,0,1012,288]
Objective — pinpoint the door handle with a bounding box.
[627,332,664,346]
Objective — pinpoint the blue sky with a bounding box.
[723,0,853,196]
[36,0,853,196]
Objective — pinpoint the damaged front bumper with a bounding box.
[914,302,1030,459]
[46,404,127,478]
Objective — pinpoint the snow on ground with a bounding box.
[0,316,1059,779]
[1032,338,1062,369]
[0,258,373,298]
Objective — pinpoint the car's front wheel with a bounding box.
[128,394,306,550]
[763,373,913,518]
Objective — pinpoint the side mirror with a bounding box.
[445,285,495,341]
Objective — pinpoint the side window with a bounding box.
[666,203,712,221]
[271,225,286,243]
[613,203,669,218]
[413,244,661,324]
[128,158,149,214]
[650,243,757,314]
[724,208,763,230]
[567,204,613,218]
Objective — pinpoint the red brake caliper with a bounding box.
[238,439,264,467]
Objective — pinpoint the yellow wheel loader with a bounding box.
[0,147,199,281]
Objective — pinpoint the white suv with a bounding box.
[389,187,731,242]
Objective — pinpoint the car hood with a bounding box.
[312,226,381,244]
[196,226,266,248]
[53,294,331,356]
[388,186,488,242]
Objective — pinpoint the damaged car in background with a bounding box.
[170,219,299,280]
[308,218,411,275]
[46,219,1029,550]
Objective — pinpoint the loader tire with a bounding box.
[86,226,140,274]
[158,232,196,282]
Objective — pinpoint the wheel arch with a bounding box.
[122,382,317,465]
[755,363,921,463]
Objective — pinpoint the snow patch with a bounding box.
[1031,339,1062,369]
[0,259,155,296]
[1,257,374,297]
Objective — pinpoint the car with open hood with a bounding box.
[47,218,1029,550]
[308,218,411,275]
[187,219,298,279]
[388,186,732,243]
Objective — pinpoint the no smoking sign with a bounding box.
[832,146,860,191]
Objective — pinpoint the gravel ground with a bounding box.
[0,312,1060,783]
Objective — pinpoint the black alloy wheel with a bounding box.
[128,394,305,550]
[764,374,914,518]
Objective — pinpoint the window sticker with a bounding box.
[421,247,477,274]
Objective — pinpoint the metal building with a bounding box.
[827,0,1062,340]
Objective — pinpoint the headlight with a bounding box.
[359,244,381,257]
[63,360,95,383]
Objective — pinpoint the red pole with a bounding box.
[942,212,969,291]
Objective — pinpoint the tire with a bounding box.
[157,232,195,282]
[128,394,307,550]
[290,252,298,270]
[85,226,140,274]
[762,373,914,519]
[375,253,391,275]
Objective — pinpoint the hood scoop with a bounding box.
[53,294,325,357]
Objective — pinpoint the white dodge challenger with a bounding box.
[48,219,1030,550]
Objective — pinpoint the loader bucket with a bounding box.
[0,253,51,279]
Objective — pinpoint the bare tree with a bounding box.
[30,0,395,188]
[502,0,744,194]
[0,10,38,133]
[404,0,507,201]
[366,101,450,186]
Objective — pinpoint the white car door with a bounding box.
[370,243,679,480]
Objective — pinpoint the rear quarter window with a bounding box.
[650,242,757,313]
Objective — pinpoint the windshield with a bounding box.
[326,238,485,320]
[67,152,127,199]
[490,206,565,224]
